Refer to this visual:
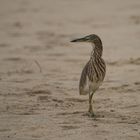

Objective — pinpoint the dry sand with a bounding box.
[0,0,140,140]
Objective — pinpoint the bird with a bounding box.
[71,34,106,117]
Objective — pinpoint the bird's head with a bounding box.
[71,34,102,46]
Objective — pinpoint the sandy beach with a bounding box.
[0,0,140,140]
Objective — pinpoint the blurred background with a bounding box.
[0,0,140,140]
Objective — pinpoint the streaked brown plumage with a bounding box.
[71,34,106,116]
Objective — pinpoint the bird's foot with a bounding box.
[83,111,95,118]
[88,107,95,117]
[88,111,95,117]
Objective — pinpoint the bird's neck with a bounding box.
[91,42,103,59]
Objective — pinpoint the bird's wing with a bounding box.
[79,62,89,95]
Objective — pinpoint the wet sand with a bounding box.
[0,0,140,140]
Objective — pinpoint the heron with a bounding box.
[71,34,106,116]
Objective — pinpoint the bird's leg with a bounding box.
[88,92,94,116]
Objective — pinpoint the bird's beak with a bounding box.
[71,37,87,42]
